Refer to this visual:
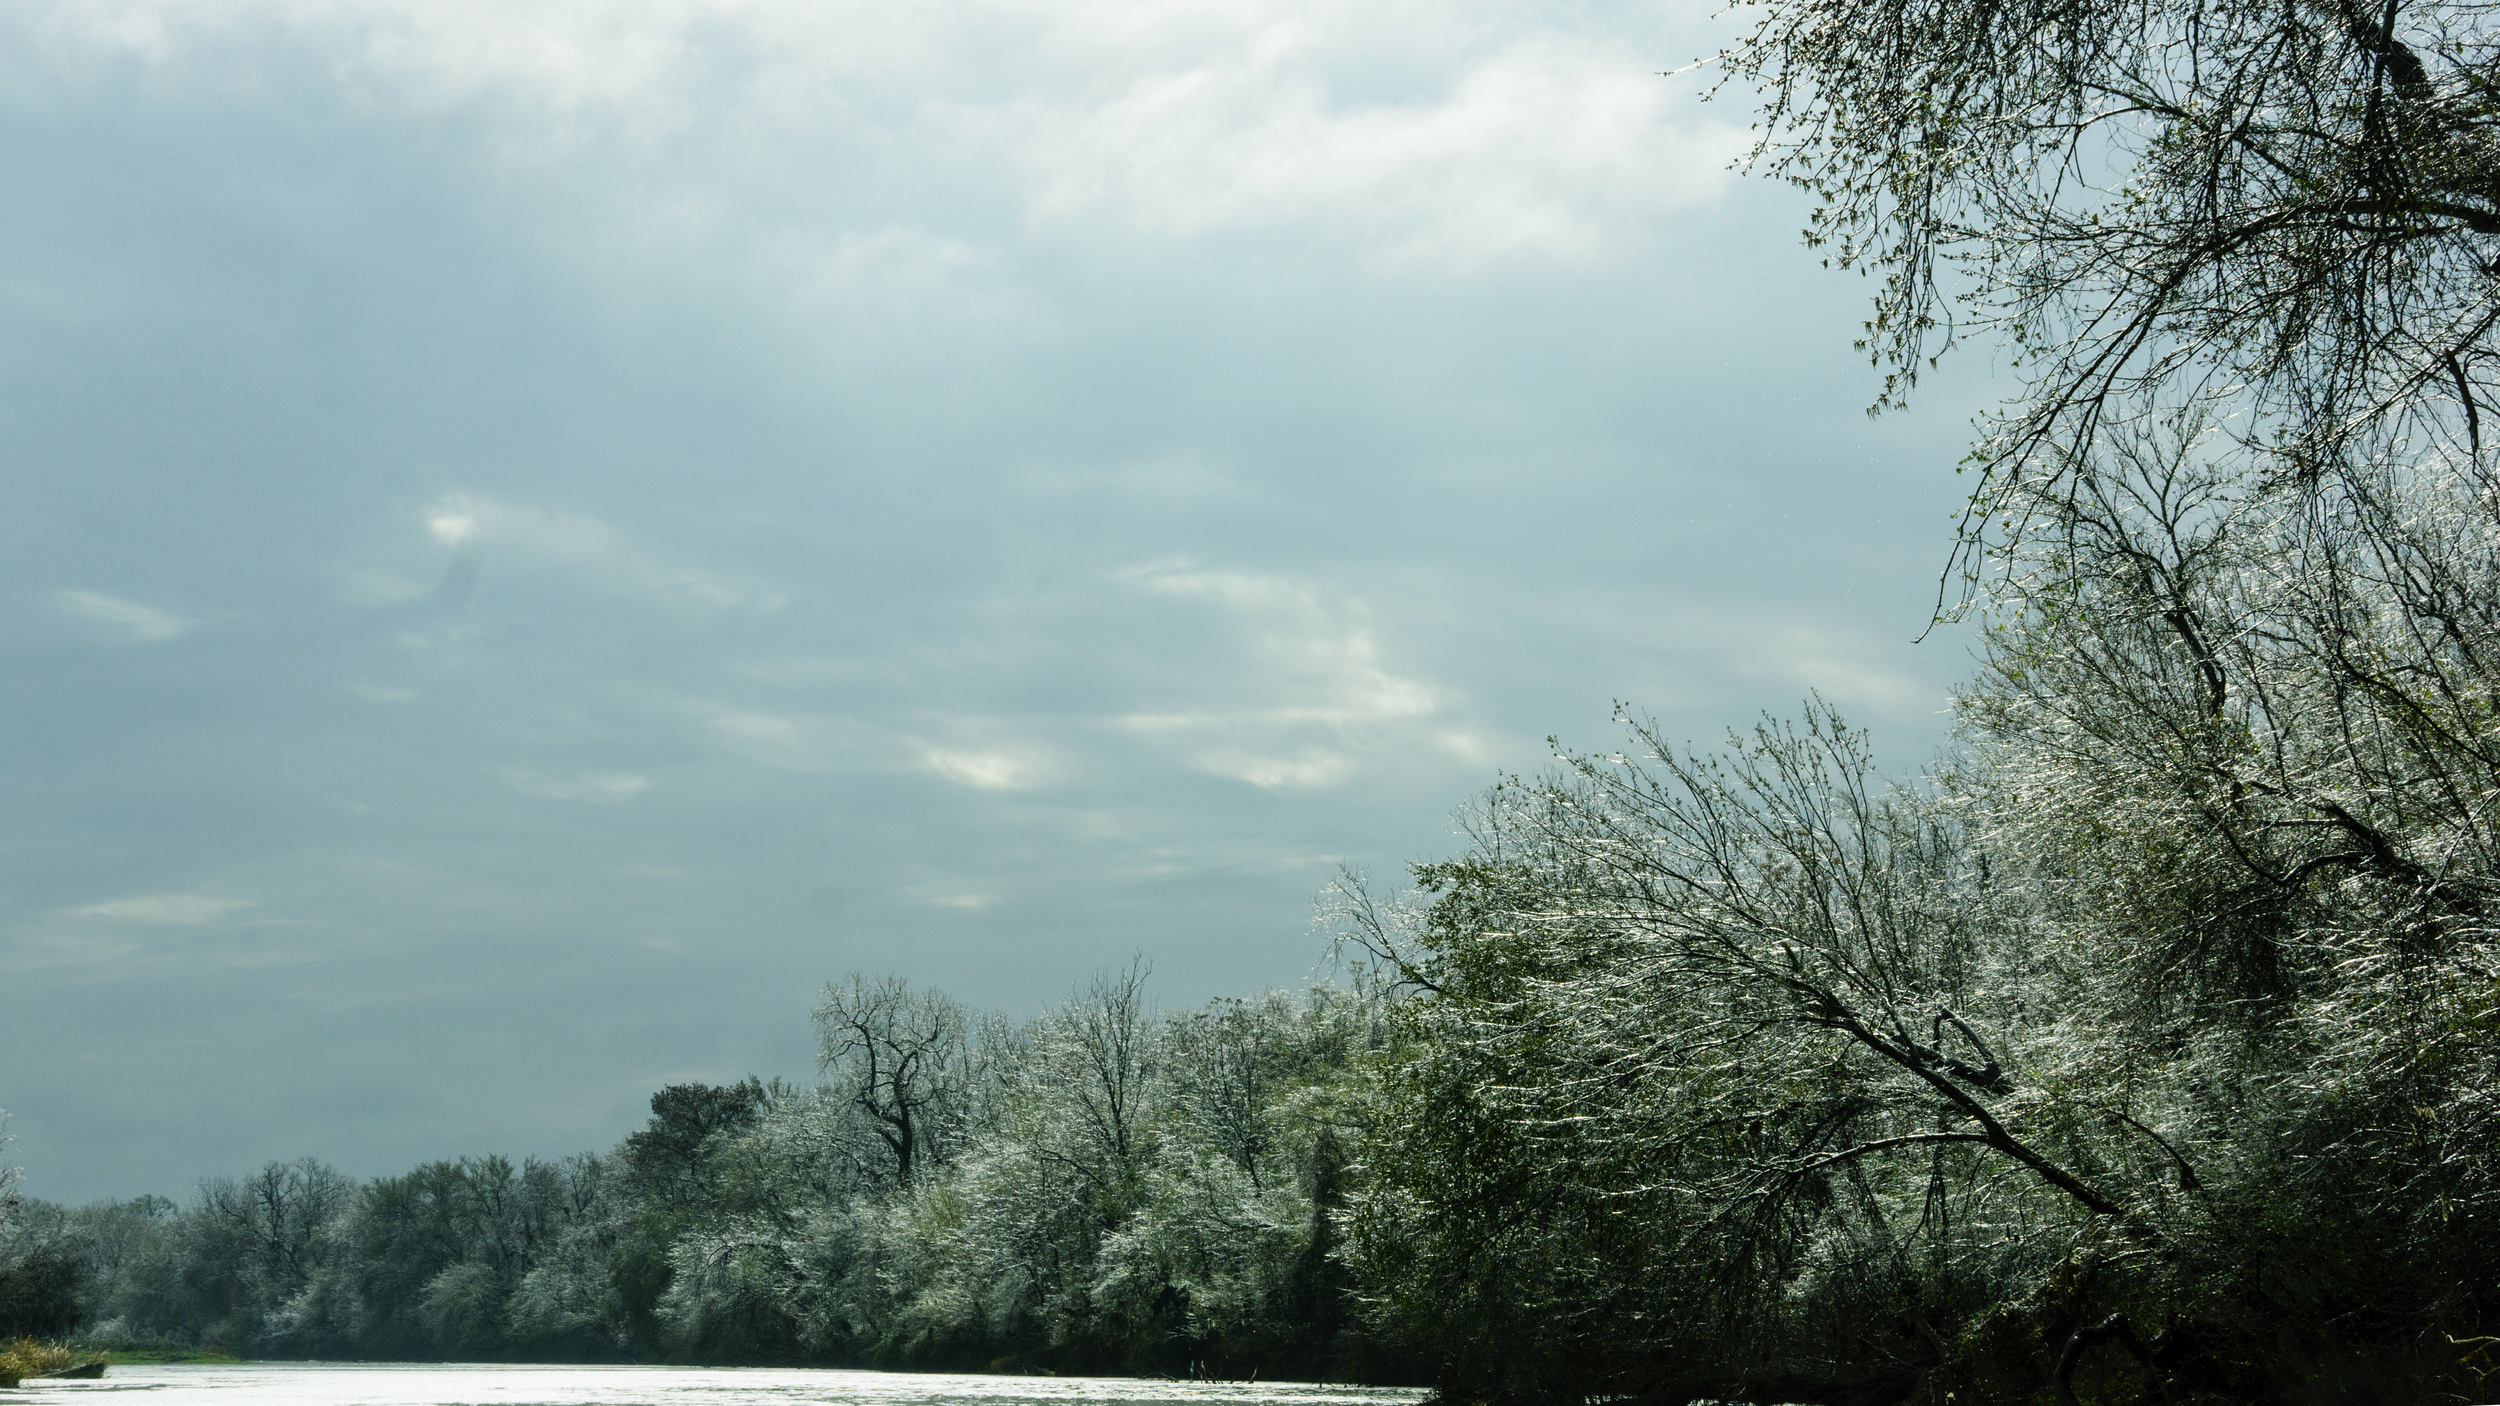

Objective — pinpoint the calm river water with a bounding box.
[2,1364,1431,1406]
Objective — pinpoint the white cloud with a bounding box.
[1113,563,1443,788]
[18,0,1740,275]
[418,493,786,610]
[1018,34,1746,271]
[68,894,254,925]
[56,589,190,642]
[1191,747,1351,789]
[503,770,650,802]
[707,708,1059,791]
[705,708,885,772]
[1127,564,1438,723]
[690,565,1450,794]
[923,747,1050,791]
[427,510,481,546]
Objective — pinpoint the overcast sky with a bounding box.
[0,0,2001,1203]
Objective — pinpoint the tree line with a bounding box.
[0,967,1408,1380]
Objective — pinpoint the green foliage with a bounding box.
[0,1251,88,1340]
[15,978,1411,1381]
[1338,414,2500,1402]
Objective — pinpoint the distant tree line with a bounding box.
[0,968,1410,1381]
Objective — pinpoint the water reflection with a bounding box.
[10,1363,1429,1406]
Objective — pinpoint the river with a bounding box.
[3,1363,1431,1406]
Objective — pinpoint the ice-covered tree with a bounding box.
[0,1112,19,1246]
[813,976,973,1189]
[1344,418,2500,1399]
[1718,0,2500,597]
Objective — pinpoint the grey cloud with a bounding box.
[0,0,1987,1205]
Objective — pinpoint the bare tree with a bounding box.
[1717,0,2500,599]
[1166,995,1287,1188]
[812,974,968,1187]
[195,1158,355,1317]
[1050,956,1158,1187]
[0,1111,20,1251]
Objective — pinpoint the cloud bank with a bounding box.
[0,0,1983,1205]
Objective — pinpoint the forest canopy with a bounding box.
[1326,0,2500,1397]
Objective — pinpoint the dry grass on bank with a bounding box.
[0,1336,79,1382]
